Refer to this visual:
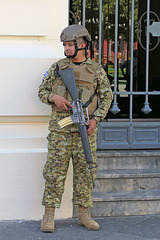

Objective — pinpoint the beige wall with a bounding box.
[0,0,73,220]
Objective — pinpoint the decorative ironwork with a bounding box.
[110,102,121,115]
[141,102,152,114]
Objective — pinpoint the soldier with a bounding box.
[38,24,113,232]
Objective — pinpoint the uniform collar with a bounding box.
[64,57,92,65]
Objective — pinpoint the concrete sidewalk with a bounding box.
[1,215,160,240]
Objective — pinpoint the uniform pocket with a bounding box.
[78,85,91,102]
[57,84,66,97]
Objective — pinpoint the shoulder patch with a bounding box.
[43,71,49,78]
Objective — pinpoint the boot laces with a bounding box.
[81,209,92,222]
[44,210,54,224]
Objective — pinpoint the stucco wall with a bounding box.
[0,0,73,220]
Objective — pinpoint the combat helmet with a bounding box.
[60,24,91,58]
[60,24,91,43]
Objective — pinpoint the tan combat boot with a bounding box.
[78,206,100,231]
[41,207,55,232]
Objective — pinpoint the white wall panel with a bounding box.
[0,57,59,116]
[0,0,48,36]
[49,0,69,37]
[0,151,73,220]
[0,0,71,221]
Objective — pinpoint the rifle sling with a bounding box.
[55,63,60,77]
[83,90,97,108]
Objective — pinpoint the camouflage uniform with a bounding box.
[38,57,113,208]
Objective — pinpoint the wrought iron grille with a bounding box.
[69,0,160,149]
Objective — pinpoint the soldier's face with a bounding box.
[63,41,75,57]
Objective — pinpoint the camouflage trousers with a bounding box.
[42,112,97,208]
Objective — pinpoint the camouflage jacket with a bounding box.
[38,58,113,122]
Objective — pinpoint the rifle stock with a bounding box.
[59,68,79,101]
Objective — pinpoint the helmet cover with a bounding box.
[60,24,91,43]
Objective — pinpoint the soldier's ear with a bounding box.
[81,42,86,48]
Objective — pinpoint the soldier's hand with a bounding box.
[85,119,97,136]
[52,94,74,111]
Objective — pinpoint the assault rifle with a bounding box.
[57,67,97,188]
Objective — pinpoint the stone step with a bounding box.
[90,190,160,217]
[97,151,160,170]
[93,189,160,202]
[73,190,160,217]
[97,169,160,178]
[94,169,160,193]
[73,151,160,218]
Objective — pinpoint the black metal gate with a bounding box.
[69,0,160,149]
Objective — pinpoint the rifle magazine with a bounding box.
[58,116,73,128]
